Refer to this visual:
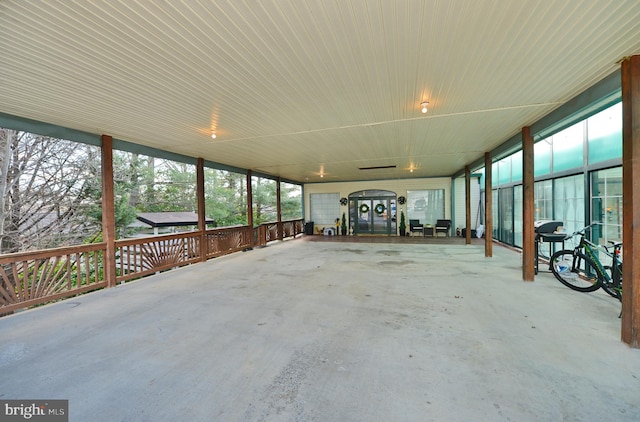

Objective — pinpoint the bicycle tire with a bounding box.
[601,266,622,300]
[549,250,601,292]
[601,281,622,300]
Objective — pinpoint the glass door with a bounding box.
[371,198,390,234]
[356,199,372,234]
[353,197,395,235]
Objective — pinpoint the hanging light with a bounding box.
[211,131,217,139]
[420,101,429,114]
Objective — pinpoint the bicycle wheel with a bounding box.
[549,250,601,292]
[601,266,622,300]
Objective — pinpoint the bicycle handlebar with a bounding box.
[563,222,599,239]
[563,222,623,251]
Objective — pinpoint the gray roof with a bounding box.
[136,212,215,228]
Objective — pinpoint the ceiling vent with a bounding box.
[359,165,396,171]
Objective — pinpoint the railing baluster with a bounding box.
[1,219,304,314]
[0,243,107,314]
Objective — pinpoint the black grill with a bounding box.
[534,220,565,275]
[534,220,565,242]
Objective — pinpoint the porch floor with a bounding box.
[1,237,638,421]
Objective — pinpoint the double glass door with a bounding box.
[351,196,396,235]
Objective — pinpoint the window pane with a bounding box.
[498,188,514,244]
[492,163,498,187]
[513,185,523,247]
[588,103,622,164]
[478,167,486,189]
[407,190,444,224]
[591,167,622,244]
[310,193,339,226]
[511,151,523,183]
[534,139,551,177]
[534,180,553,220]
[492,189,499,238]
[498,158,511,185]
[552,123,584,172]
[553,174,585,235]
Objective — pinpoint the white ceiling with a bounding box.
[1,0,639,183]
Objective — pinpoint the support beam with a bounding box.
[101,135,116,288]
[465,166,471,244]
[196,158,207,262]
[247,170,254,247]
[277,177,283,240]
[622,55,640,347]
[522,127,535,281]
[484,152,493,257]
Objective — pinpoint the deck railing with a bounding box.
[0,243,108,314]
[115,231,202,284]
[205,225,254,258]
[0,218,304,315]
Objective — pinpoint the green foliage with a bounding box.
[204,169,247,227]
[280,190,302,220]
[252,177,277,226]
[399,211,406,233]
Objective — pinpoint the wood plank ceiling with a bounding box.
[1,0,639,183]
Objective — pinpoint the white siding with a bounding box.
[304,178,451,234]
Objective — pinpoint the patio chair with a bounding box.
[409,219,423,236]
[435,219,451,237]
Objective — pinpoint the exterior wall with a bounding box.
[303,177,451,234]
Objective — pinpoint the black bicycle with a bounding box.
[548,224,622,301]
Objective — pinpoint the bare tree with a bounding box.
[0,128,101,253]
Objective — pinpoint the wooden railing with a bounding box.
[115,231,202,284]
[0,243,108,314]
[0,218,305,315]
[263,219,305,243]
[205,225,253,258]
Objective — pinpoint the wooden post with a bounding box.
[522,126,535,281]
[484,152,493,257]
[196,158,207,262]
[277,177,283,240]
[621,55,640,347]
[246,170,254,247]
[101,135,116,288]
[465,165,471,244]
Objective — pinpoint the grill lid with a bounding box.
[534,220,563,233]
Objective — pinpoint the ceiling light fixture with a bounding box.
[211,131,217,139]
[420,101,429,114]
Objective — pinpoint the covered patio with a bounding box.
[0,0,640,346]
[1,239,636,421]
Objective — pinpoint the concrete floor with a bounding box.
[1,238,638,421]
